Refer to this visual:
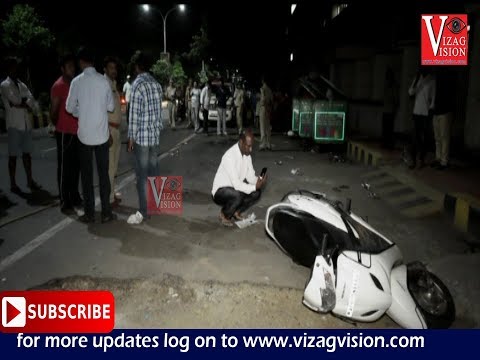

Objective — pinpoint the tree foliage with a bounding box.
[184,26,210,64]
[1,4,54,55]
[151,59,187,86]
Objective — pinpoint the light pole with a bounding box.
[142,4,186,55]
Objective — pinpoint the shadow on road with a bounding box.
[0,191,17,218]
[12,188,57,207]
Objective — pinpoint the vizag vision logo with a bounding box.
[421,14,469,66]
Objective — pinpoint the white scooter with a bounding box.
[265,190,455,329]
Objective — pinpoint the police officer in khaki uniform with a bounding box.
[234,83,245,135]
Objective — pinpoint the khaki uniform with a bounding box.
[166,85,177,128]
[106,76,122,202]
[234,88,245,134]
[259,83,273,149]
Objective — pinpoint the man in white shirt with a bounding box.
[166,79,177,130]
[66,47,115,224]
[123,75,132,123]
[408,68,436,169]
[199,81,211,134]
[0,57,41,194]
[211,129,267,226]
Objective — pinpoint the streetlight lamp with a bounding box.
[141,4,186,55]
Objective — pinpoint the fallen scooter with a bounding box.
[265,190,455,328]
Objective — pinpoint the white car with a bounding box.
[199,94,234,122]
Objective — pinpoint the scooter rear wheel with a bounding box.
[408,265,455,329]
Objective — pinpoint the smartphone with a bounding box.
[260,167,267,178]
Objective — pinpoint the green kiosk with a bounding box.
[313,100,347,144]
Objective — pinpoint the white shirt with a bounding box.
[0,77,39,131]
[191,88,201,107]
[66,67,114,146]
[123,81,132,103]
[212,143,258,196]
[200,86,210,110]
[408,74,436,116]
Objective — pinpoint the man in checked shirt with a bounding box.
[127,51,163,225]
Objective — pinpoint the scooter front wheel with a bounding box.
[408,263,455,328]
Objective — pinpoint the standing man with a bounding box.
[234,83,245,135]
[185,78,193,128]
[0,57,41,194]
[408,67,435,169]
[66,47,115,223]
[127,51,163,225]
[50,54,82,214]
[259,78,273,150]
[431,68,455,170]
[211,129,267,227]
[199,81,211,134]
[166,79,177,130]
[215,79,230,136]
[104,56,122,206]
[123,75,132,123]
[190,81,201,132]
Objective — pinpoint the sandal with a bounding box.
[219,214,234,227]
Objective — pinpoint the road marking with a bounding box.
[42,146,57,153]
[0,133,196,274]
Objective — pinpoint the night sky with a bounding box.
[0,0,470,93]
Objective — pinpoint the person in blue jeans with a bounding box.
[127,51,163,225]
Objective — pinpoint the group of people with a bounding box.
[160,77,275,150]
[1,49,269,227]
[382,66,455,170]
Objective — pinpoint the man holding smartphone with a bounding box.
[211,129,267,227]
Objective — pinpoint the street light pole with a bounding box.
[159,5,186,54]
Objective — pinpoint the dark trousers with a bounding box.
[55,131,81,208]
[381,112,395,149]
[213,187,261,219]
[79,140,111,217]
[203,108,209,133]
[411,114,430,164]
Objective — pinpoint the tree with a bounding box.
[150,58,187,87]
[151,59,171,86]
[184,26,211,64]
[1,4,54,88]
[171,60,187,86]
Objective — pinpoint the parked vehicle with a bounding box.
[265,190,455,329]
[198,94,234,123]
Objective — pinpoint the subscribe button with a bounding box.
[0,291,114,333]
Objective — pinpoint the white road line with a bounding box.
[42,146,57,153]
[0,133,196,274]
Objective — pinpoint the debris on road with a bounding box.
[361,182,371,191]
[329,152,348,163]
[275,160,283,166]
[361,182,379,199]
[291,168,303,176]
[339,185,350,190]
[285,155,295,160]
[235,213,257,229]
[332,187,341,192]
[1,278,6,282]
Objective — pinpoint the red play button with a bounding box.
[6,301,21,324]
[1,296,26,328]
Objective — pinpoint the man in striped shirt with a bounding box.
[127,51,163,225]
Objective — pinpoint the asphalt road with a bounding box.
[0,122,479,328]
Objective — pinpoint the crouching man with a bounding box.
[211,129,267,226]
